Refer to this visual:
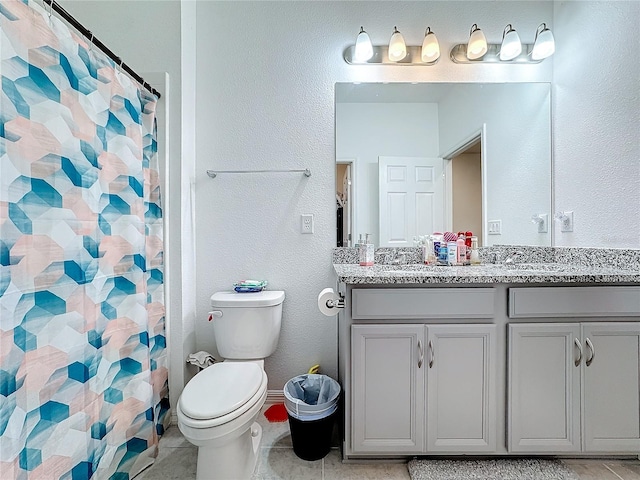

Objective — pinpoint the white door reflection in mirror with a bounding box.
[379,157,444,247]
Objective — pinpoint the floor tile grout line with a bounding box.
[603,463,626,480]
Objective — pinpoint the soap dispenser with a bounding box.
[359,233,374,266]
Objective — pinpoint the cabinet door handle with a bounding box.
[574,337,582,367]
[585,338,595,366]
[428,340,434,368]
[417,340,424,368]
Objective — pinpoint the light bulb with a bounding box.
[354,26,373,62]
[499,24,522,61]
[467,24,487,60]
[388,26,407,61]
[421,27,440,62]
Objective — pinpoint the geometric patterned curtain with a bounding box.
[0,1,168,478]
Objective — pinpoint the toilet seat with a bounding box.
[178,363,268,429]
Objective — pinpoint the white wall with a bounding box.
[553,1,640,247]
[439,83,551,246]
[336,102,440,244]
[195,0,554,388]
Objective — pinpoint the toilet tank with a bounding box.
[210,290,285,360]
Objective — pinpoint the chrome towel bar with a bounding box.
[206,168,311,178]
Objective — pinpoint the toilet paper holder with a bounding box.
[325,294,345,310]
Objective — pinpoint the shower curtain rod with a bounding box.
[41,0,161,99]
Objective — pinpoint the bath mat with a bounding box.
[408,458,581,480]
[263,403,288,422]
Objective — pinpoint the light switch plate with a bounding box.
[488,220,502,235]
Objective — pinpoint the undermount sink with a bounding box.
[376,264,441,273]
[505,263,563,271]
[374,263,566,275]
[486,263,565,274]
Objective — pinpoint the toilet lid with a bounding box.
[179,363,264,420]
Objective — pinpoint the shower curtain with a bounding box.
[0,1,168,478]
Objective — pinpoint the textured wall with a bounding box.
[195,1,553,388]
[553,1,640,247]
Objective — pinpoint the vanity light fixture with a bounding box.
[466,24,488,60]
[388,26,407,61]
[343,23,554,65]
[421,27,440,62]
[450,23,555,64]
[353,26,374,62]
[343,26,440,65]
[499,24,522,61]
[531,23,555,60]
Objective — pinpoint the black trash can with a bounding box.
[283,374,341,461]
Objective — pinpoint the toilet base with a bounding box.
[196,421,262,480]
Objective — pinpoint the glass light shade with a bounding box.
[467,24,487,60]
[499,26,522,61]
[421,29,440,62]
[354,27,373,62]
[388,27,407,61]
[532,25,555,60]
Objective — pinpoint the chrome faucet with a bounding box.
[504,251,525,265]
[379,249,407,265]
[390,251,407,265]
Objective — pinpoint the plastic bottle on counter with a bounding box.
[465,231,473,262]
[456,233,467,265]
[432,232,443,260]
[470,236,481,265]
[359,233,374,266]
[438,241,448,265]
[447,241,458,266]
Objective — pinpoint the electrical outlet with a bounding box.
[561,211,574,232]
[536,214,548,233]
[301,214,314,234]
[488,220,502,235]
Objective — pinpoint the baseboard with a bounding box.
[266,389,285,405]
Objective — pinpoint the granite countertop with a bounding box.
[333,262,640,285]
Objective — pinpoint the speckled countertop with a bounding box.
[333,246,640,285]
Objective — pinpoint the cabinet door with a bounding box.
[582,322,640,452]
[351,324,425,453]
[426,324,497,452]
[508,323,581,453]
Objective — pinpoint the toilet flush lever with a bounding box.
[208,310,223,321]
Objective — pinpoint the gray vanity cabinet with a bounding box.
[351,322,496,454]
[351,324,425,453]
[426,324,496,452]
[508,322,640,453]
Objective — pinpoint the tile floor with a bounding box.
[137,405,640,480]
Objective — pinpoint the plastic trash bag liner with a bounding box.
[283,374,340,420]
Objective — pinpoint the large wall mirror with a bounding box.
[335,82,551,249]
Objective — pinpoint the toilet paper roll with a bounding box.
[318,288,340,316]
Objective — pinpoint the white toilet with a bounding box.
[177,290,285,480]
